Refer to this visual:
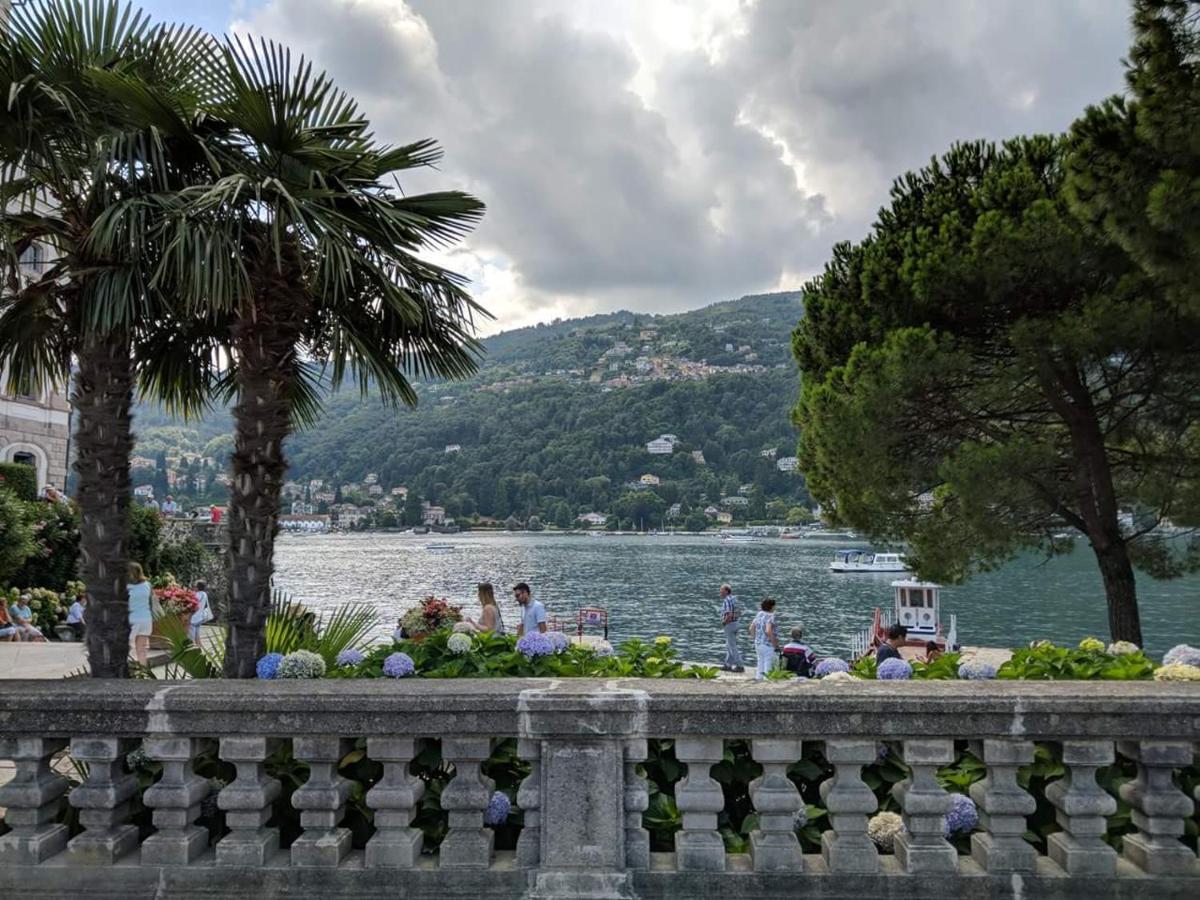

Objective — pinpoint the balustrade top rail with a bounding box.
[2,678,1198,740]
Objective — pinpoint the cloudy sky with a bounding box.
[140,1,1132,334]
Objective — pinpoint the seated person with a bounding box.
[780,626,816,676]
[9,594,47,642]
[0,604,17,642]
[875,623,907,663]
[923,640,942,663]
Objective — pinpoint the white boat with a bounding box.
[849,579,959,659]
[829,549,910,573]
[720,532,760,544]
[803,528,859,540]
[425,543,455,552]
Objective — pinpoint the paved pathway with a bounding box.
[0,641,89,679]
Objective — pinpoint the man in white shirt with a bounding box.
[514,582,547,636]
[66,594,87,641]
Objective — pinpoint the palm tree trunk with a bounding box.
[223,245,306,678]
[74,331,134,678]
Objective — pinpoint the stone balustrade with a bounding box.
[0,678,1198,899]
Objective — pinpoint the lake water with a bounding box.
[272,532,1200,661]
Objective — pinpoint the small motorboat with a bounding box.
[720,531,760,544]
[425,543,455,552]
[829,549,910,573]
[850,580,959,659]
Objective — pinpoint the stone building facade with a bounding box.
[0,372,70,494]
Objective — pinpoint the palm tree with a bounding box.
[152,39,486,676]
[0,1,218,676]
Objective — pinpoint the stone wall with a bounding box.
[0,401,70,493]
[1,679,1198,899]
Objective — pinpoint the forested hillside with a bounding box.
[131,292,811,527]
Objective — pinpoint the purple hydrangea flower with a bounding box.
[256,652,284,679]
[944,792,978,836]
[1163,644,1200,667]
[957,660,997,680]
[336,648,365,668]
[382,652,415,678]
[483,790,511,827]
[547,630,571,653]
[517,632,555,659]
[814,657,850,677]
[877,658,913,680]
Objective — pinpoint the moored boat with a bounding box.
[850,580,959,660]
[829,548,910,573]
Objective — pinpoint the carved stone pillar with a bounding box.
[65,736,139,864]
[748,738,803,872]
[819,739,879,873]
[215,736,281,867]
[674,737,726,871]
[141,736,210,865]
[623,739,650,871]
[892,739,958,873]
[291,736,353,867]
[515,737,541,868]
[968,739,1037,873]
[1118,741,1197,875]
[364,736,425,868]
[0,737,69,864]
[439,737,495,869]
[1045,740,1118,876]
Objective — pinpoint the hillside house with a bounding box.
[667,503,682,519]
[368,484,384,496]
[578,512,608,526]
[717,511,734,525]
[646,435,676,454]
[703,505,720,518]
[639,474,661,486]
[445,444,462,454]
[363,473,378,485]
[391,486,409,498]
[760,448,777,459]
[776,456,799,472]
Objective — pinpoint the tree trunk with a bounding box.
[223,244,306,678]
[1092,538,1143,645]
[74,331,134,678]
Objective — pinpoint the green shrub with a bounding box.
[997,643,1157,680]
[11,498,79,592]
[0,462,37,501]
[0,488,35,585]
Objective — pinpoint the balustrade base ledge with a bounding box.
[0,853,1197,899]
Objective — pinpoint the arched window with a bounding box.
[11,451,36,468]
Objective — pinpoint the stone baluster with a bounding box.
[892,739,958,873]
[1045,740,1118,876]
[514,737,541,868]
[748,738,803,872]
[439,737,495,868]
[0,737,69,864]
[623,739,650,870]
[1117,741,1197,875]
[65,736,139,864]
[141,736,210,865]
[819,739,879,873]
[968,739,1037,873]
[674,737,726,871]
[215,736,281,867]
[291,736,353,867]
[365,736,425,868]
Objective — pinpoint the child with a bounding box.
[781,626,816,677]
[748,598,779,681]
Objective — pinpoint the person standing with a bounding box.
[749,598,780,681]
[189,580,212,642]
[65,592,87,642]
[513,582,546,636]
[719,584,744,672]
[128,562,156,665]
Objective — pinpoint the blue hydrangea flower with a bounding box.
[278,649,327,679]
[547,630,571,653]
[944,792,978,836]
[336,648,365,668]
[814,657,850,677]
[256,652,284,679]
[483,790,511,827]
[592,640,614,657]
[792,806,808,831]
[877,658,913,680]
[1163,644,1200,667]
[383,652,416,678]
[957,660,998,680]
[517,632,555,659]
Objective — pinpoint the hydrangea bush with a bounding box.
[447,632,473,655]
[943,793,978,836]
[336,648,365,668]
[814,657,850,677]
[255,652,284,679]
[483,790,511,827]
[1154,663,1200,682]
[278,649,327,679]
[876,658,913,680]
[867,811,904,851]
[1163,644,1200,667]
[547,630,572,653]
[517,632,556,659]
[383,652,416,678]
[957,660,997,680]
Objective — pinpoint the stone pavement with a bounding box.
[0,641,89,679]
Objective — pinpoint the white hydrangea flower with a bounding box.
[820,670,858,683]
[867,811,904,851]
[452,622,475,634]
[1106,640,1139,656]
[447,632,473,655]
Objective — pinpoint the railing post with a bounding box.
[624,738,650,870]
[215,736,281,867]
[748,738,803,872]
[291,736,353,867]
[819,739,879,873]
[439,737,495,869]
[1045,740,1118,876]
[1118,741,1197,875]
[893,739,958,873]
[65,736,139,865]
[141,736,210,865]
[968,739,1037,873]
[364,736,425,868]
[0,737,69,865]
[674,737,726,872]
[514,737,542,868]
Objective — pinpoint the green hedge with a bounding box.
[0,462,38,501]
